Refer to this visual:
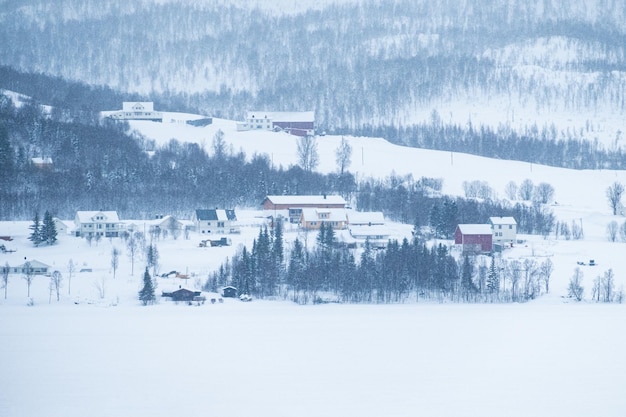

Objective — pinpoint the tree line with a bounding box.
[204,221,558,304]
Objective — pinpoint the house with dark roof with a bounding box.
[161,287,204,302]
[192,209,239,234]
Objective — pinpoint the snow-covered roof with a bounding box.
[16,259,50,269]
[195,209,237,222]
[301,208,347,222]
[246,111,314,122]
[31,157,53,165]
[346,211,385,225]
[489,216,517,225]
[75,211,120,223]
[457,224,493,235]
[265,195,346,206]
[123,102,154,112]
[348,224,390,238]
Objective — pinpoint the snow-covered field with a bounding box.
[2,113,626,416]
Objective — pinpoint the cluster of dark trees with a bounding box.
[205,221,555,304]
[28,210,58,246]
[351,122,626,170]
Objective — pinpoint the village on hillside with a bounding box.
[0,190,532,304]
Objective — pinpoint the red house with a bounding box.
[454,224,493,253]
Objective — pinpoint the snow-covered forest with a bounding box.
[1,0,625,142]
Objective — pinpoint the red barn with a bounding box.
[454,224,493,253]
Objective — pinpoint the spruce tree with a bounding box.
[138,267,156,305]
[41,210,57,245]
[28,212,43,246]
[486,257,500,294]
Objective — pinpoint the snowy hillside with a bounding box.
[2,112,626,416]
[2,0,625,144]
[130,112,626,213]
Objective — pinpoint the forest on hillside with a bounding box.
[1,0,625,138]
[0,90,556,240]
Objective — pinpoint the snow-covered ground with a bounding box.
[2,113,626,416]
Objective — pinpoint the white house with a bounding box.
[489,216,517,248]
[9,259,50,275]
[53,217,70,237]
[74,211,123,238]
[344,210,388,248]
[192,209,239,234]
[347,225,390,249]
[236,111,315,136]
[106,102,163,122]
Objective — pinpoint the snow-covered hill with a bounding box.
[2,112,626,417]
[130,112,626,215]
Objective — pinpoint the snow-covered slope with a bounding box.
[130,112,626,213]
[2,112,626,417]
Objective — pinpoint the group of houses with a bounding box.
[262,195,390,248]
[104,102,314,137]
[236,111,315,137]
[68,209,242,239]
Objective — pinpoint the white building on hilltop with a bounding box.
[107,102,163,122]
[236,111,315,136]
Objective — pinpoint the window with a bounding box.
[509,225,513,229]
[217,221,225,228]
[498,225,502,229]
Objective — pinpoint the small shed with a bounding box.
[454,224,493,253]
[222,286,238,298]
[162,287,202,302]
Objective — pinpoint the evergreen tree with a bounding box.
[460,255,477,299]
[486,256,500,294]
[28,212,43,246]
[138,267,156,305]
[287,238,306,302]
[146,243,159,277]
[0,126,14,183]
[41,210,57,245]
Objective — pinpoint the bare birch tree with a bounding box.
[606,181,624,215]
[297,135,319,172]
